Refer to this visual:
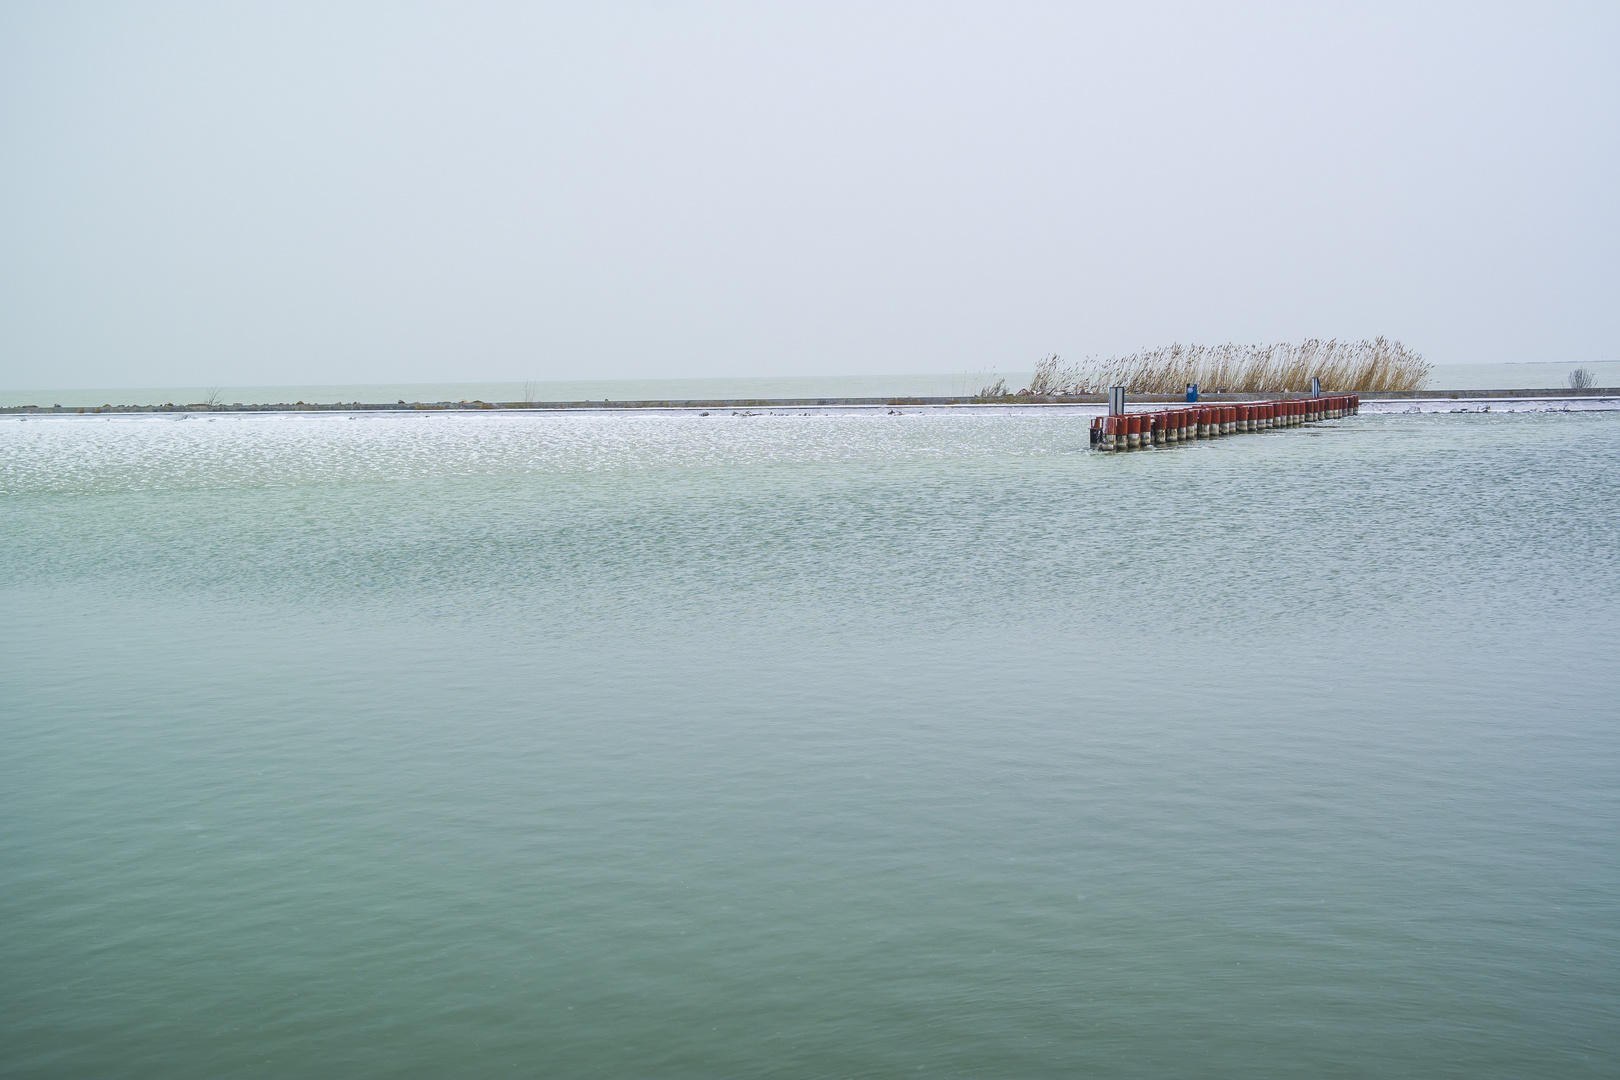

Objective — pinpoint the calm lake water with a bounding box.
[3,408,1618,1077]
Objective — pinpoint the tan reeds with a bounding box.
[1024,338,1429,395]
[1026,354,1067,396]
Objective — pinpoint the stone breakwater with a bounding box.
[1090,395,1359,451]
[3,387,1617,416]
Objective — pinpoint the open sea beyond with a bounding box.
[3,359,1619,409]
[3,406,1618,1076]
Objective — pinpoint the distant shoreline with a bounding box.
[4,387,1618,416]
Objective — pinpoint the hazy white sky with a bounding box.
[1,2,1615,389]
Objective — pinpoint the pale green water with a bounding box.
[3,409,1618,1077]
[0,373,998,409]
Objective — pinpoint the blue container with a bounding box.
[1186,383,1198,403]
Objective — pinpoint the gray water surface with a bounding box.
[3,410,1617,1076]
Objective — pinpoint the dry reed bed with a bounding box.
[1018,338,1429,395]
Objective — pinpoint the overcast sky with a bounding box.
[1,2,1615,389]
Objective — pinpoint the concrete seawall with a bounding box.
[4,387,1617,416]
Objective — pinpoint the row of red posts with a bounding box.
[1089,395,1359,451]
